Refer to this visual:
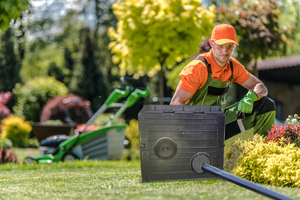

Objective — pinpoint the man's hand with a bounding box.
[234,90,258,113]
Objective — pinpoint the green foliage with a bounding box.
[122,147,140,161]
[166,57,191,91]
[286,114,300,126]
[109,0,216,77]
[19,10,88,85]
[121,119,140,161]
[225,134,300,187]
[277,0,300,56]
[216,0,294,75]
[17,3,118,109]
[13,76,68,122]
[20,43,67,83]
[0,0,29,32]
[94,0,118,31]
[0,27,21,92]
[93,113,125,126]
[19,11,80,84]
[109,0,215,102]
[125,119,140,149]
[0,138,13,149]
[20,4,117,99]
[27,138,39,148]
[69,27,108,112]
[166,39,212,92]
[1,115,32,148]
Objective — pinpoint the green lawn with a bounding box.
[3,135,299,200]
[0,156,299,200]
[13,148,40,163]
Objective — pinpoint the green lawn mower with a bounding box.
[25,77,150,164]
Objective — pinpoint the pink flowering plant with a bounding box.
[265,114,300,147]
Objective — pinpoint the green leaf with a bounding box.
[0,0,30,32]
[109,0,215,76]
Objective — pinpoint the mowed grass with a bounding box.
[0,158,300,200]
[13,148,41,162]
[4,136,300,200]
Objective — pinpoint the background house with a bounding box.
[250,55,300,123]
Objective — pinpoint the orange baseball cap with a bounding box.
[211,24,239,46]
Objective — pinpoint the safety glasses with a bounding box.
[213,41,236,51]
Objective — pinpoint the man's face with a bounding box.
[210,40,236,66]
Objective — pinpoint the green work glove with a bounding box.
[234,90,258,113]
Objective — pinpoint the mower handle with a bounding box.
[104,86,130,107]
[126,86,150,108]
[120,76,147,91]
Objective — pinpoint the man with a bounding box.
[170,23,275,139]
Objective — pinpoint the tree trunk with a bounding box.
[249,58,259,77]
[253,58,258,77]
[159,66,164,105]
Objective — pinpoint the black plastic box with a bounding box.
[138,105,225,182]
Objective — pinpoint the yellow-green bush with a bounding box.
[126,119,139,148]
[225,134,300,187]
[1,115,32,147]
[122,119,140,161]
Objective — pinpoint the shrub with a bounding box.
[121,119,140,161]
[265,114,300,147]
[225,134,300,187]
[125,119,139,148]
[265,124,300,147]
[0,147,19,164]
[122,148,140,161]
[13,76,68,122]
[0,91,13,133]
[1,115,32,147]
[40,94,92,125]
[0,91,12,120]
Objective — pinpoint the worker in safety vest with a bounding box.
[170,23,275,139]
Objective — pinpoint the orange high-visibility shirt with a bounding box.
[178,50,250,95]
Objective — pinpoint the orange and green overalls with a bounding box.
[186,57,276,139]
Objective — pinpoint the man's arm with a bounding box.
[240,74,268,100]
[170,87,194,105]
[233,74,268,113]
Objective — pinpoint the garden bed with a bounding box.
[31,123,74,142]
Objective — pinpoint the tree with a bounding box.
[69,27,108,112]
[63,47,76,88]
[94,0,118,35]
[0,28,21,92]
[20,42,66,82]
[94,0,120,89]
[216,0,294,76]
[0,0,30,32]
[20,11,82,84]
[108,0,215,104]
[277,0,300,56]
[166,39,212,91]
